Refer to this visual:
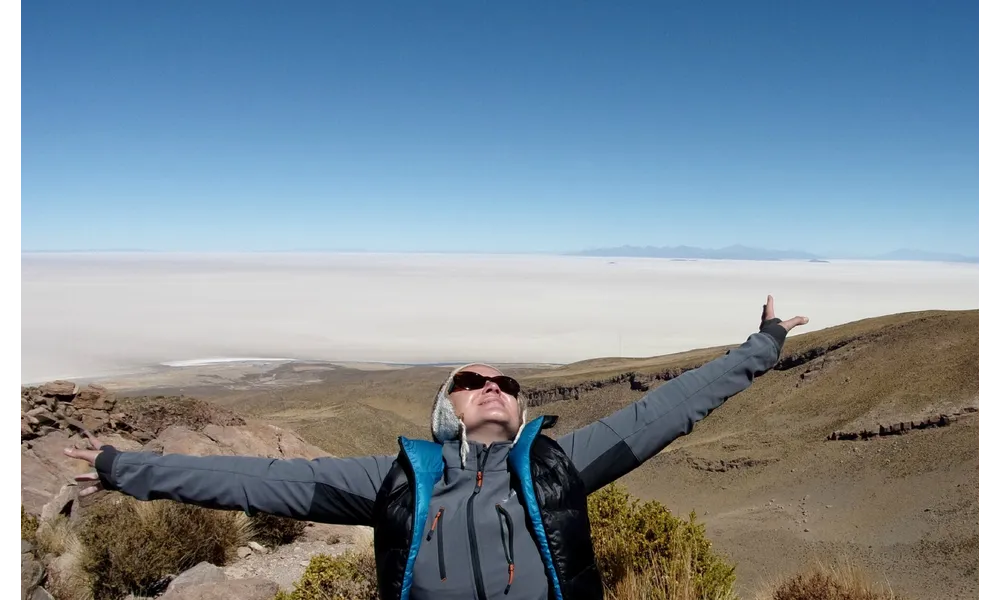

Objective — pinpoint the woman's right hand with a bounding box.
[64,431,108,497]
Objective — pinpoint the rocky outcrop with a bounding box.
[20,382,363,600]
[522,369,692,406]
[21,382,115,441]
[522,335,875,407]
[827,407,978,441]
[523,351,820,406]
[774,337,858,371]
[21,383,331,516]
[685,455,780,473]
[20,383,252,445]
[21,541,46,600]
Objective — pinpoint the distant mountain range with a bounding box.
[21,246,979,264]
[570,245,979,264]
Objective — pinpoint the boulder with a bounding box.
[38,380,78,400]
[158,578,278,600]
[164,562,228,595]
[30,589,54,600]
[73,384,116,411]
[19,544,45,600]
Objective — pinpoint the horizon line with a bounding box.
[20,248,980,263]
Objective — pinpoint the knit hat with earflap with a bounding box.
[431,363,528,468]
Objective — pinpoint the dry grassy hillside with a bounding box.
[184,309,977,600]
[521,310,978,600]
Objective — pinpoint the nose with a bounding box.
[482,380,501,395]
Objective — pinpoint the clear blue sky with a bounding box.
[22,1,978,256]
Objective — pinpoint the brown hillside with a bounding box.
[518,310,979,600]
[528,309,978,439]
[109,309,978,600]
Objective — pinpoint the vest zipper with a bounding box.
[425,507,446,581]
[495,504,515,594]
[467,445,490,600]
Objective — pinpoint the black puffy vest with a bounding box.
[372,415,603,600]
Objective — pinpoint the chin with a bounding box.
[479,413,517,429]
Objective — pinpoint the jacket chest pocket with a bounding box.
[425,507,447,581]
[495,504,516,594]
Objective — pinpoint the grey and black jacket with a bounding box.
[95,326,787,600]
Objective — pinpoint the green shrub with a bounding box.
[588,483,737,600]
[275,546,378,600]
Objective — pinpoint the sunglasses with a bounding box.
[449,371,521,398]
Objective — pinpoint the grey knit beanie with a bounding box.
[431,363,528,467]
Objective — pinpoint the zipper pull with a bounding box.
[474,446,488,494]
[505,564,514,595]
[426,507,444,542]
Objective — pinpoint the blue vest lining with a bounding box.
[396,416,563,600]
[508,417,566,600]
[398,438,444,600]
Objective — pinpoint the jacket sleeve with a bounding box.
[555,328,783,494]
[94,449,396,526]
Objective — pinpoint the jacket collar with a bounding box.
[441,439,512,472]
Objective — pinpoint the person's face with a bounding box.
[448,365,522,440]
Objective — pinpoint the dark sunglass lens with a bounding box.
[496,376,520,397]
[452,371,488,391]
[450,372,520,397]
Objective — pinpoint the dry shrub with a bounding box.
[588,483,737,600]
[35,514,75,556]
[249,512,308,546]
[766,561,903,600]
[27,493,315,599]
[77,495,252,600]
[31,513,93,600]
[22,505,39,540]
[276,544,378,600]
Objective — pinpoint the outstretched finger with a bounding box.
[63,447,100,465]
[83,430,103,450]
[762,295,775,322]
[79,483,103,497]
[780,316,810,331]
[75,473,99,483]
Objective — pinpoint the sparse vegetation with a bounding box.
[269,486,905,600]
[75,496,252,600]
[589,483,737,600]
[22,505,39,540]
[763,561,903,600]
[27,499,305,600]
[276,484,737,600]
[22,461,913,600]
[35,513,75,556]
[21,494,306,600]
[275,546,378,600]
